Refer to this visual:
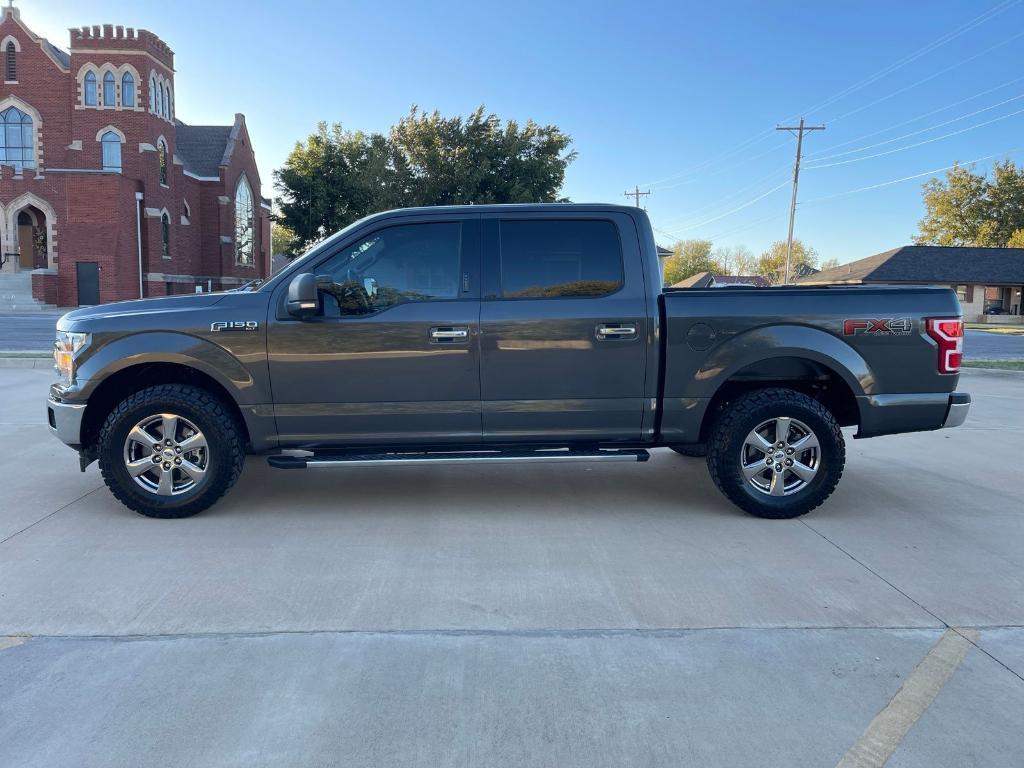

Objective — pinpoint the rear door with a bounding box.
[267,214,482,446]
[479,212,649,442]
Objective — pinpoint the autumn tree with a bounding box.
[662,239,725,284]
[758,239,819,284]
[916,160,1024,247]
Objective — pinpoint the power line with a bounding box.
[642,1,1020,192]
[804,106,1024,169]
[823,28,1024,127]
[800,148,1022,206]
[777,119,825,284]
[797,0,1021,121]
[624,185,651,207]
[657,163,792,228]
[663,180,790,233]
[805,75,1024,158]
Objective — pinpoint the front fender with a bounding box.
[71,331,265,405]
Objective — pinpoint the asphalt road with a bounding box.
[0,367,1022,767]
[3,311,1024,359]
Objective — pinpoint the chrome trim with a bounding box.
[942,400,970,429]
[47,398,87,446]
[308,453,645,467]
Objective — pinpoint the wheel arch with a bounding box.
[80,362,251,453]
[685,324,871,442]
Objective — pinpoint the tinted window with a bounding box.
[499,220,623,298]
[319,222,462,316]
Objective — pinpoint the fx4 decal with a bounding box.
[843,318,913,336]
[210,321,259,332]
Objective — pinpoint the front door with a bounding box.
[17,223,34,269]
[76,262,100,305]
[479,213,649,442]
[268,216,482,447]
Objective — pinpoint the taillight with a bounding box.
[926,317,963,374]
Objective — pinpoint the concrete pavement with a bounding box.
[0,367,1022,766]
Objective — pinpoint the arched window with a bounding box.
[234,176,255,266]
[149,76,156,111]
[4,41,15,82]
[101,131,122,172]
[0,106,34,171]
[122,72,135,107]
[102,71,116,106]
[166,86,172,119]
[157,139,168,185]
[161,212,170,258]
[84,71,97,106]
[156,84,164,117]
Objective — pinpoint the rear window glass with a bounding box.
[499,220,623,298]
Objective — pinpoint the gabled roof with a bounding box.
[671,272,769,289]
[42,39,70,68]
[174,120,232,178]
[796,245,1024,285]
[672,271,714,288]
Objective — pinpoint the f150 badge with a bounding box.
[210,321,259,332]
[843,318,913,336]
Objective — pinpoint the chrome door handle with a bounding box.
[596,324,637,339]
[430,327,469,342]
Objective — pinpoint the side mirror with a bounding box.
[286,273,319,317]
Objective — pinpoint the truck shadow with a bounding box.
[216,448,745,521]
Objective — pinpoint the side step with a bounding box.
[268,448,650,469]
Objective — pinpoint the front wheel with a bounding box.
[706,388,845,519]
[97,384,245,518]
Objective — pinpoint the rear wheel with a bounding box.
[97,384,245,518]
[706,387,844,519]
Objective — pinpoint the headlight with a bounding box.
[54,331,90,383]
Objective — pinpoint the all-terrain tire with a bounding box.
[97,384,245,518]
[706,387,845,519]
[669,444,707,458]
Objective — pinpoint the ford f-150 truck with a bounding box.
[47,204,970,519]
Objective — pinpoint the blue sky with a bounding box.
[22,0,1024,263]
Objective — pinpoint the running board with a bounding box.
[267,448,650,469]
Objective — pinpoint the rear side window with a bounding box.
[499,220,623,298]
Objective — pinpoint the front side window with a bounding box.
[102,71,116,106]
[498,219,623,298]
[0,106,33,171]
[317,222,462,316]
[157,140,168,185]
[101,131,122,172]
[149,76,156,111]
[234,176,255,266]
[5,41,15,82]
[161,212,170,258]
[84,71,97,106]
[122,73,135,107]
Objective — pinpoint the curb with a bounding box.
[0,357,53,370]
[960,366,1024,378]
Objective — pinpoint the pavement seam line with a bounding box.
[0,486,103,547]
[800,520,1024,687]
[0,636,29,652]
[834,628,976,768]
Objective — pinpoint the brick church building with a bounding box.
[0,3,271,307]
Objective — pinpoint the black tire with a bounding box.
[97,384,245,518]
[706,387,844,519]
[669,444,707,458]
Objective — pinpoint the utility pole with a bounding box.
[624,185,651,208]
[776,118,824,284]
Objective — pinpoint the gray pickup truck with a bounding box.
[47,204,969,519]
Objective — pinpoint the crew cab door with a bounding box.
[267,215,482,446]
[479,212,649,442]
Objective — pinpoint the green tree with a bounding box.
[915,160,1024,246]
[271,222,296,257]
[274,106,576,250]
[1008,229,1024,248]
[662,239,724,284]
[758,239,819,284]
